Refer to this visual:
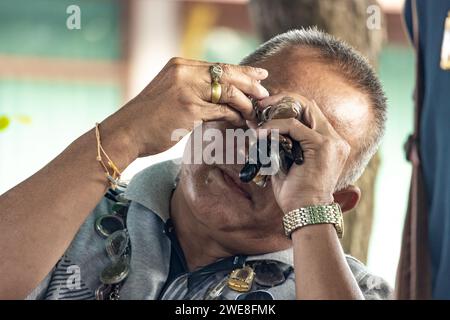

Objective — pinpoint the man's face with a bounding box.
[176,48,371,253]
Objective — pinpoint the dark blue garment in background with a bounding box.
[404,0,450,299]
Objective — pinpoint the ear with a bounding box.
[332,185,361,212]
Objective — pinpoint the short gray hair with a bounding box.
[241,28,387,190]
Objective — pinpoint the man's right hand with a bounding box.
[112,57,269,158]
[257,93,351,214]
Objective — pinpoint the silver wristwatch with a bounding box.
[282,203,344,238]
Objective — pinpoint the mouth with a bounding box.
[217,166,253,201]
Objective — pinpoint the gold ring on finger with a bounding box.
[211,81,222,104]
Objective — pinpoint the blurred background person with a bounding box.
[0,0,412,289]
[396,0,450,300]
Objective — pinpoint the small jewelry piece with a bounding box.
[227,265,255,293]
[100,256,130,285]
[256,96,302,125]
[251,261,286,288]
[105,229,130,261]
[95,189,131,300]
[95,214,125,238]
[283,203,344,239]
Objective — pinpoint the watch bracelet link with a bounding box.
[282,203,344,238]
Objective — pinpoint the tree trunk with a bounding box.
[249,0,386,263]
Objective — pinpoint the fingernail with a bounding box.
[261,87,270,97]
[256,68,268,77]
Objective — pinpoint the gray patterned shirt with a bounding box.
[26,160,392,300]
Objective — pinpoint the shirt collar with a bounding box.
[124,159,294,267]
[124,159,180,222]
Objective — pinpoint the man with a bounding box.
[0,29,391,300]
[248,0,384,265]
